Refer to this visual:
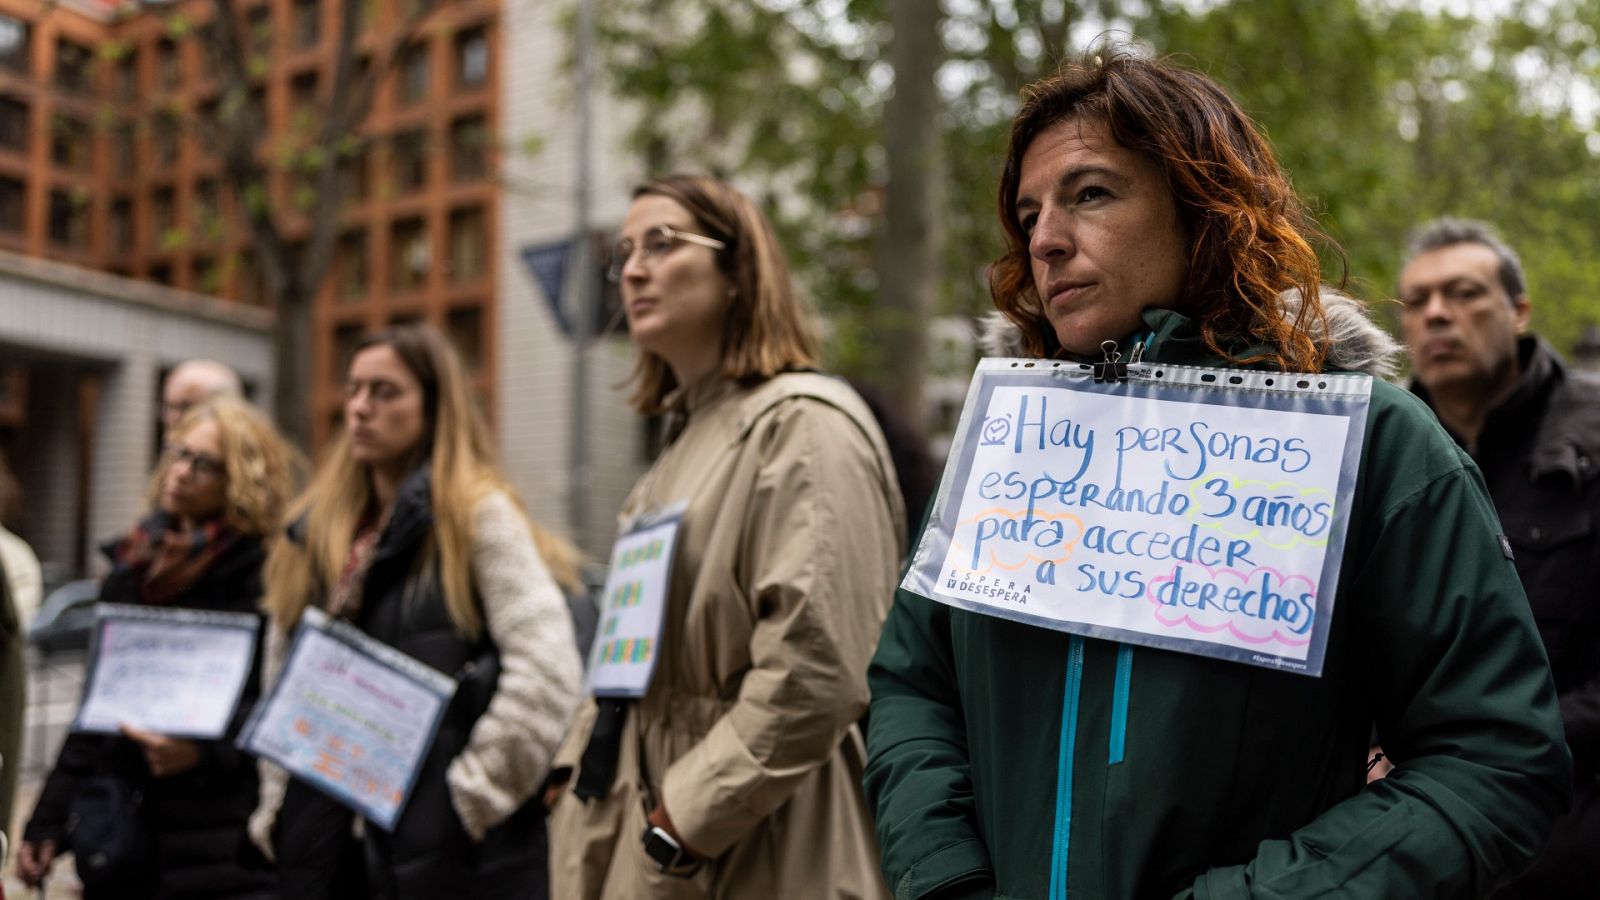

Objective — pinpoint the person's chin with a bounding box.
[629,316,667,346]
[1052,322,1106,360]
[1416,365,1477,394]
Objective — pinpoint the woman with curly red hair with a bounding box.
[865,48,1570,898]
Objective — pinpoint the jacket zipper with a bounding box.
[1109,643,1133,765]
[1049,635,1086,900]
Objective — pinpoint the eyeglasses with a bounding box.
[163,443,226,479]
[606,224,727,283]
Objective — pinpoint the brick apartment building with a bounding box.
[0,0,648,577]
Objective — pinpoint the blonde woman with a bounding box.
[546,174,905,899]
[19,397,300,898]
[249,324,582,899]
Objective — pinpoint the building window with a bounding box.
[337,143,368,205]
[391,129,427,192]
[249,86,267,125]
[149,262,174,286]
[195,256,222,293]
[110,196,133,252]
[399,42,429,105]
[0,97,27,152]
[55,39,92,93]
[449,115,487,182]
[116,49,139,100]
[390,216,428,292]
[152,187,177,242]
[195,179,221,238]
[51,115,92,171]
[0,16,28,75]
[336,229,367,300]
[246,5,273,59]
[0,177,23,234]
[334,322,365,381]
[455,27,487,90]
[194,99,220,158]
[290,71,318,125]
[194,24,216,81]
[447,306,483,372]
[48,190,88,247]
[152,115,179,168]
[156,38,181,91]
[294,0,320,50]
[238,251,265,306]
[113,122,135,176]
[449,206,486,282]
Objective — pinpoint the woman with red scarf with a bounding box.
[18,397,300,899]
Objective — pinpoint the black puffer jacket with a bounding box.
[273,468,549,900]
[1415,336,1600,898]
[25,513,275,900]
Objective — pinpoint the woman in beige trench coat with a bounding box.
[546,174,905,899]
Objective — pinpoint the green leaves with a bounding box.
[595,0,1600,367]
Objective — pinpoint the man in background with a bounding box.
[159,359,242,436]
[1398,217,1600,896]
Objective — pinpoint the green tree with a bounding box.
[595,0,1600,398]
[193,0,435,447]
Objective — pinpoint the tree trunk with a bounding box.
[876,0,943,424]
[271,283,314,451]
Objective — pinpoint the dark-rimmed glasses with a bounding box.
[162,443,226,479]
[606,224,727,283]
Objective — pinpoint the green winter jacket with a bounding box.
[865,304,1572,899]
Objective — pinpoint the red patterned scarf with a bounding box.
[111,514,238,606]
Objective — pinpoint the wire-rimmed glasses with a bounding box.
[606,224,727,283]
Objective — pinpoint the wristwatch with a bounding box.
[641,824,700,875]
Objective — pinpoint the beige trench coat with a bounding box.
[550,372,905,900]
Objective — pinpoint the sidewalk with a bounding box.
[3,648,85,899]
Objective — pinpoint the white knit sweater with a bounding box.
[248,490,582,851]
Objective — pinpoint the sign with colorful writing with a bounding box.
[238,608,456,830]
[74,604,260,739]
[587,502,686,697]
[901,359,1372,676]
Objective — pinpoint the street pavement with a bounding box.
[4,649,85,898]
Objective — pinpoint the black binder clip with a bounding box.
[1093,340,1127,383]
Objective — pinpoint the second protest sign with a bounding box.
[239,607,455,830]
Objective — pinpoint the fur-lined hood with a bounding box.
[976,286,1401,379]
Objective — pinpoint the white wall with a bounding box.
[0,254,271,574]
[497,1,648,557]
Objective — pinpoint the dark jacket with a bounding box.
[1414,336,1600,898]
[25,513,274,900]
[866,306,1572,899]
[273,468,551,900]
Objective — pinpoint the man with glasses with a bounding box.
[1396,217,1600,898]
[159,359,242,436]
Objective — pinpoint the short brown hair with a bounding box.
[625,175,819,413]
[991,48,1335,372]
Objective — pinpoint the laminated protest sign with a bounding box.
[586,502,685,697]
[901,359,1372,676]
[239,608,455,830]
[74,604,260,739]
